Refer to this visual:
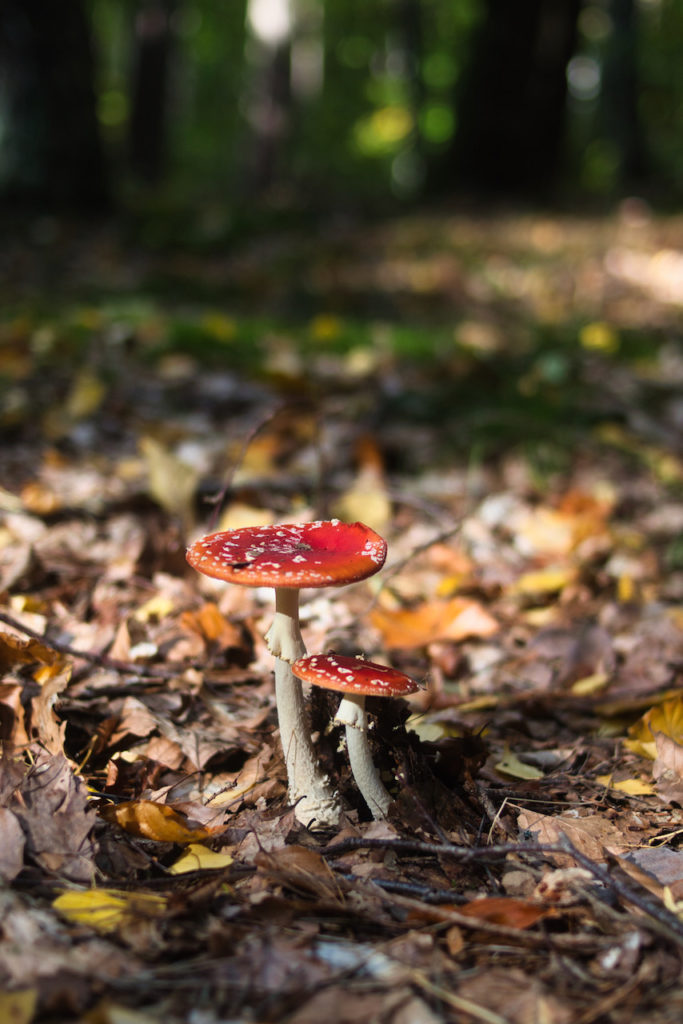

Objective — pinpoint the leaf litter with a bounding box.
[0,209,683,1023]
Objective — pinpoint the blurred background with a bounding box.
[1,0,681,226]
[0,0,681,515]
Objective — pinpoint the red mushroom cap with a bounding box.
[291,654,420,698]
[186,520,387,589]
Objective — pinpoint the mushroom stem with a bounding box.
[266,588,341,828]
[334,694,392,820]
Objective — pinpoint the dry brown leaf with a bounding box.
[652,732,683,805]
[619,848,683,902]
[30,662,71,754]
[370,596,498,649]
[256,845,343,902]
[458,968,572,1024]
[7,753,97,882]
[517,810,626,864]
[0,683,30,746]
[0,807,25,882]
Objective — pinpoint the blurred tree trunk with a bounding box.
[432,0,580,197]
[127,0,177,183]
[0,0,108,210]
[601,0,645,185]
[243,0,293,195]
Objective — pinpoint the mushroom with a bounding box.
[291,653,419,820]
[186,520,387,827]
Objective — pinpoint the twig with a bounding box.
[368,523,463,607]
[0,609,172,679]
[322,834,683,945]
[204,402,289,532]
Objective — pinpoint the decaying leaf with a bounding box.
[6,753,97,882]
[652,731,683,805]
[0,806,25,882]
[517,809,626,864]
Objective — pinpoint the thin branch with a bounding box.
[322,834,683,945]
[0,609,172,679]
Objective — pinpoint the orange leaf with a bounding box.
[100,800,212,844]
[180,602,243,648]
[370,597,498,649]
[0,631,60,671]
[457,896,551,929]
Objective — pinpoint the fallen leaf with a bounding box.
[511,565,577,595]
[0,631,60,671]
[652,732,683,805]
[100,800,212,844]
[596,774,655,796]
[0,807,25,882]
[370,596,498,649]
[457,896,551,929]
[570,671,611,696]
[495,749,545,780]
[8,753,97,882]
[30,662,71,754]
[139,435,200,527]
[179,602,243,649]
[458,968,572,1024]
[0,989,37,1024]
[53,888,167,934]
[517,810,626,863]
[169,843,233,874]
[625,695,683,760]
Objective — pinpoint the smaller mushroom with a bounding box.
[291,653,420,820]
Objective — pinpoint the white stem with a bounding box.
[266,588,341,828]
[335,694,392,820]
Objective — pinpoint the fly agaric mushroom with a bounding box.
[186,520,387,827]
[291,653,419,820]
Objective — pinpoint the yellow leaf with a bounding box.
[0,989,37,1024]
[625,696,683,760]
[495,749,544,780]
[617,574,637,603]
[84,999,162,1024]
[53,888,167,934]
[370,596,498,649]
[512,566,577,595]
[100,800,211,844]
[201,312,236,342]
[169,843,233,874]
[133,595,176,623]
[0,632,60,671]
[217,502,275,531]
[140,436,199,526]
[333,473,391,533]
[579,321,619,354]
[309,314,343,341]
[65,369,106,421]
[596,774,655,796]
[571,672,610,696]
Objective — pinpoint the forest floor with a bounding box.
[1,202,683,1024]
